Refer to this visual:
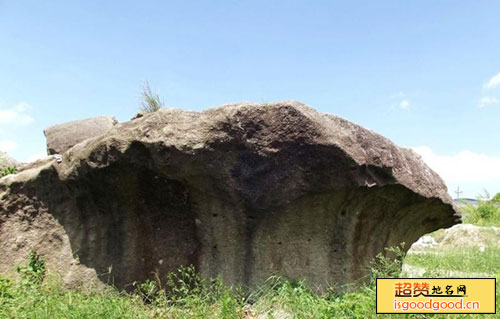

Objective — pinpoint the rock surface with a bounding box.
[44,116,118,155]
[410,235,438,250]
[0,152,19,169]
[0,101,460,291]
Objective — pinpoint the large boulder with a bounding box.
[44,116,118,155]
[0,101,460,291]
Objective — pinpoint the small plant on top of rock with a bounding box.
[140,81,164,113]
[0,156,17,177]
[0,166,17,178]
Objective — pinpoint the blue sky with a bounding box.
[1,1,499,198]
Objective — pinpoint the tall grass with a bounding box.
[405,246,500,274]
[140,81,164,113]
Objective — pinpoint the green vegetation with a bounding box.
[4,244,499,319]
[16,251,46,286]
[140,81,164,113]
[462,192,500,226]
[0,154,18,178]
[405,246,500,275]
[0,166,17,178]
[398,192,500,317]
[0,251,378,319]
[1,252,150,319]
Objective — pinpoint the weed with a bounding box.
[16,250,46,286]
[0,277,13,301]
[1,244,498,318]
[0,166,17,178]
[369,243,406,280]
[140,81,164,113]
[134,279,159,303]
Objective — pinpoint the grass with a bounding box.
[0,166,17,178]
[1,265,497,319]
[0,251,150,319]
[404,246,500,274]
[0,156,18,178]
[3,245,499,319]
[140,81,164,113]
[0,279,151,319]
[0,266,377,319]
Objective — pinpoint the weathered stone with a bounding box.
[0,151,18,169]
[0,101,460,291]
[130,111,146,120]
[44,116,118,155]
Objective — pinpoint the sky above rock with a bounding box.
[0,1,499,198]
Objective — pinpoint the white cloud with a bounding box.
[0,102,34,126]
[399,99,410,109]
[390,92,411,110]
[412,146,500,183]
[484,72,500,89]
[478,96,499,108]
[0,140,17,153]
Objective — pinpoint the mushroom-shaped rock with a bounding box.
[0,101,460,291]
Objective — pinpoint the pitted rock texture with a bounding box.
[0,101,460,291]
[44,115,118,155]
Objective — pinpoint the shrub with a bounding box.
[164,265,206,305]
[492,192,500,203]
[133,279,159,304]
